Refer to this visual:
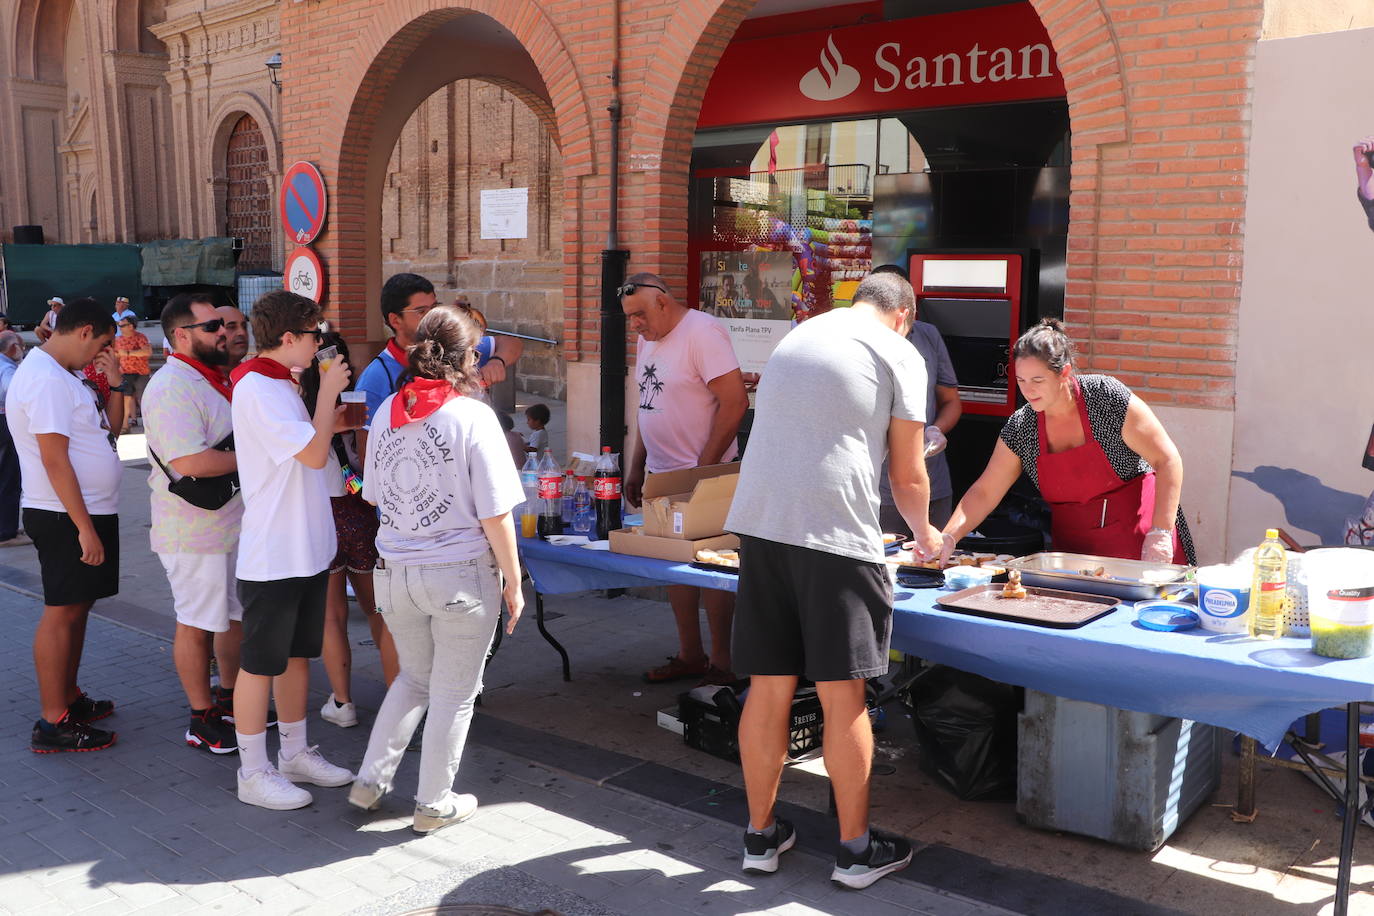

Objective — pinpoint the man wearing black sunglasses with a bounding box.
[621,273,749,688]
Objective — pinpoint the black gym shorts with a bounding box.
[237,571,329,676]
[24,508,120,606]
[732,534,893,682]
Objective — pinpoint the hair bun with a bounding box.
[1038,317,1067,334]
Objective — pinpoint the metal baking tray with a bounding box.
[936,584,1120,628]
[1004,552,1193,601]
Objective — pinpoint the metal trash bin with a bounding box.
[1016,689,1221,850]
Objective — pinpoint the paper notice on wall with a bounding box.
[480,188,529,240]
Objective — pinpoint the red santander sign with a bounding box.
[697,2,1065,129]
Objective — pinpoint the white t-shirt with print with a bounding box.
[232,372,336,581]
[363,395,525,565]
[7,347,122,515]
[635,307,740,474]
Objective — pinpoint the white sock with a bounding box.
[278,718,308,760]
[236,730,269,774]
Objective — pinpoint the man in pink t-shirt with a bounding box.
[622,273,749,687]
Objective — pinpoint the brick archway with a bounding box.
[280,2,594,345]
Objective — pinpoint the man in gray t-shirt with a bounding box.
[725,272,941,887]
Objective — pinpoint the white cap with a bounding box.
[47,296,64,307]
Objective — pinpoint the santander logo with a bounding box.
[798,35,862,102]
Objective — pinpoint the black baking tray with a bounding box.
[935,584,1119,629]
[690,561,739,575]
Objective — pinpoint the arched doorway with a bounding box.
[225,114,273,271]
[383,78,565,396]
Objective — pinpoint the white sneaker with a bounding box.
[279,745,354,787]
[348,779,386,811]
[413,792,478,835]
[320,694,358,728]
[238,766,312,810]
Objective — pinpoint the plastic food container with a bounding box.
[941,566,998,591]
[1305,549,1374,659]
[1196,564,1251,634]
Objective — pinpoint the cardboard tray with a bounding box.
[935,584,1119,629]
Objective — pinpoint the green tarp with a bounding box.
[2,243,143,325]
[140,237,237,287]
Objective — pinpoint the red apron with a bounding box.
[1036,379,1184,563]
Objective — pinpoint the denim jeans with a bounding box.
[356,550,500,807]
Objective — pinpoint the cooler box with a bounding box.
[1016,690,1221,850]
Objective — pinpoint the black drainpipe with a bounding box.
[599,0,628,456]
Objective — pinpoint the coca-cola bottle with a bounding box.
[594,446,623,541]
[536,449,564,538]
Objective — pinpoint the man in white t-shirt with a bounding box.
[228,290,355,810]
[35,296,63,343]
[621,273,749,687]
[145,293,244,755]
[7,298,124,753]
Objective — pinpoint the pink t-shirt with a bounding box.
[635,308,740,473]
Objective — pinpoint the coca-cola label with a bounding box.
[537,476,563,500]
[595,476,621,500]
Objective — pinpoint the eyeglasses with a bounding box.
[400,305,435,317]
[294,328,324,340]
[181,318,225,333]
[617,282,668,299]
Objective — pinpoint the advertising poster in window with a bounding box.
[698,251,794,374]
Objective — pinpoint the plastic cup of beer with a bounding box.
[316,345,338,373]
[340,391,367,428]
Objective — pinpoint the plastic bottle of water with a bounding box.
[1249,528,1287,640]
[519,452,538,525]
[571,478,593,535]
[561,471,575,527]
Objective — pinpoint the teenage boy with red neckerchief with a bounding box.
[228,290,355,810]
[143,293,243,755]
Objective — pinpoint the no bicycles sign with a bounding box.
[280,161,327,245]
[285,246,325,304]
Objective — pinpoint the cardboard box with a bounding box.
[608,528,740,563]
[639,463,739,540]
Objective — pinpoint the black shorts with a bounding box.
[733,535,893,682]
[24,509,119,606]
[237,571,329,676]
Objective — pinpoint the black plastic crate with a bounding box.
[679,687,823,763]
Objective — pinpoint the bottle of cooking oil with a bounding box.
[1249,529,1287,639]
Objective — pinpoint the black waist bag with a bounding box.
[150,433,239,511]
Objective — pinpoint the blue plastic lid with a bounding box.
[1137,600,1200,632]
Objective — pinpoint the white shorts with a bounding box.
[159,552,244,633]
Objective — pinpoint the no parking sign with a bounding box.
[285,247,325,303]
[279,161,327,244]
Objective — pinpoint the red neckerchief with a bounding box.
[385,339,407,366]
[173,354,233,401]
[230,356,294,387]
[391,377,460,429]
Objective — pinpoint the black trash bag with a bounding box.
[902,666,1020,802]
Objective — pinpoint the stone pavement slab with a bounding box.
[0,579,1018,916]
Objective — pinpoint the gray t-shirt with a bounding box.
[726,308,927,563]
[879,320,958,503]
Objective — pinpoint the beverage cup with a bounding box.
[520,510,538,538]
[340,391,367,428]
[316,344,338,373]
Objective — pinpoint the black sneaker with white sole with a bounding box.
[186,708,238,755]
[831,830,914,890]
[742,817,797,874]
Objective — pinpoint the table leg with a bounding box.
[535,591,571,682]
[1336,702,1359,916]
[1234,735,1258,822]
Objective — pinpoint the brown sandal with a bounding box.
[642,655,710,684]
[695,665,739,688]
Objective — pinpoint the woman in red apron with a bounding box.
[941,318,1194,565]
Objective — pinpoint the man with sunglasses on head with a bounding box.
[621,273,749,687]
[7,298,123,752]
[144,293,244,754]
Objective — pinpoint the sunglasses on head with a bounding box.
[181,318,225,333]
[617,282,668,299]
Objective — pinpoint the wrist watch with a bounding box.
[110,380,132,394]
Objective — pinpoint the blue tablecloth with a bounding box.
[517,538,1374,748]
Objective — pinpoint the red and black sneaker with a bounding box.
[186,707,238,755]
[67,692,115,724]
[32,716,117,754]
[211,685,235,723]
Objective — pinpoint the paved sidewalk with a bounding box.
[0,581,1019,916]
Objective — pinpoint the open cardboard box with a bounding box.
[609,528,740,563]
[638,462,740,540]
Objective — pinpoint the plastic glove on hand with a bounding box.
[924,426,948,458]
[1141,528,1175,563]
